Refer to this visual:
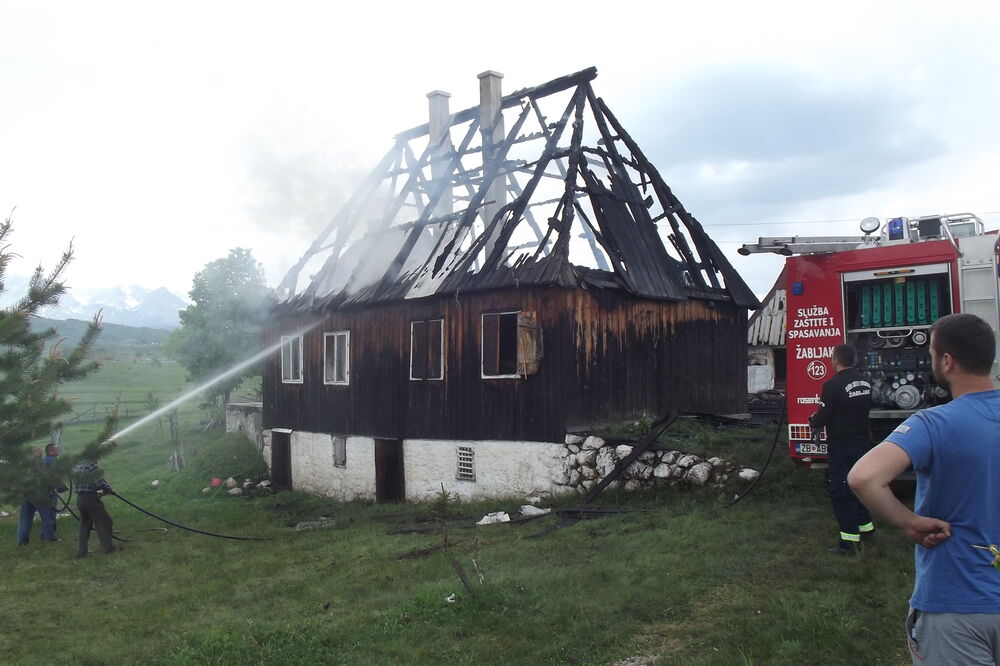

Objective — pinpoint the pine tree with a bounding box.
[0,214,111,505]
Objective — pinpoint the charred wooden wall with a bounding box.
[262,288,747,442]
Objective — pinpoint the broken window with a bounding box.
[410,319,444,380]
[456,446,475,481]
[332,436,346,468]
[280,335,303,383]
[324,331,350,385]
[482,311,544,377]
[516,312,544,376]
[481,311,520,377]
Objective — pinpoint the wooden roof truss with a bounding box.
[275,67,757,310]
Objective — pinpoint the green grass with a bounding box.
[1,414,915,665]
[59,357,191,421]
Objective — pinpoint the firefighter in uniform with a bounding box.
[809,343,875,553]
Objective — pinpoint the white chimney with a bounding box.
[427,90,452,218]
[478,70,506,255]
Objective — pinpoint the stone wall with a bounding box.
[225,402,263,451]
[557,434,755,493]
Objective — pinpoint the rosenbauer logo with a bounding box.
[806,360,827,380]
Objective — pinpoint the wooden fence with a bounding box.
[63,400,158,426]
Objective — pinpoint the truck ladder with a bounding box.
[738,236,867,256]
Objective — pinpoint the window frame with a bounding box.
[480,310,521,379]
[332,435,347,468]
[280,335,303,384]
[323,330,351,385]
[409,318,445,381]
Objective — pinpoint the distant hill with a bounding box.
[30,316,171,354]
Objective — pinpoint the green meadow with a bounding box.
[2,358,915,665]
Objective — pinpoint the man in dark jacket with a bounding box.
[810,343,875,553]
[71,459,119,556]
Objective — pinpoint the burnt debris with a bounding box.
[274,67,757,312]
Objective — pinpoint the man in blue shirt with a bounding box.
[37,442,66,542]
[850,313,1000,664]
[16,446,45,545]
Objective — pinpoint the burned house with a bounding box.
[262,67,758,502]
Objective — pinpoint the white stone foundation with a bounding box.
[403,439,566,501]
[263,430,566,501]
[261,429,750,502]
[288,432,378,501]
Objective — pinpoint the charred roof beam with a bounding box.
[403,100,538,287]
[572,201,612,271]
[595,98,721,288]
[584,83,684,295]
[577,170,633,289]
[437,87,581,287]
[529,99,608,262]
[505,173,546,244]
[362,118,482,292]
[512,166,567,181]
[476,87,585,275]
[401,143,429,212]
[546,95,588,265]
[581,146,644,174]
[597,97,758,306]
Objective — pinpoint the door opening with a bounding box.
[374,438,405,503]
[271,430,292,490]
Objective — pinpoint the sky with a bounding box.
[2,1,999,302]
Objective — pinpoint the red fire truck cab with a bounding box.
[741,213,1000,467]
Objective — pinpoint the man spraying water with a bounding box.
[71,457,120,557]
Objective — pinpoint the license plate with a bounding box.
[796,442,828,455]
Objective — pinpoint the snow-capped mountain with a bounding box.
[1,277,188,330]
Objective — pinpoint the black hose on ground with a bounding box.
[110,491,271,541]
[726,398,787,508]
[54,488,132,542]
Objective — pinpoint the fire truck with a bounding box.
[740,213,1000,467]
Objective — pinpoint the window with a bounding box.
[332,436,346,468]
[410,319,444,380]
[280,335,303,383]
[481,311,520,377]
[324,331,350,384]
[456,446,475,481]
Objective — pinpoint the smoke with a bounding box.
[241,140,367,242]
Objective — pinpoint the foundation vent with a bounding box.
[456,446,476,481]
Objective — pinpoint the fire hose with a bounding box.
[56,486,133,542]
[725,399,786,508]
[56,485,270,541]
[109,490,272,541]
